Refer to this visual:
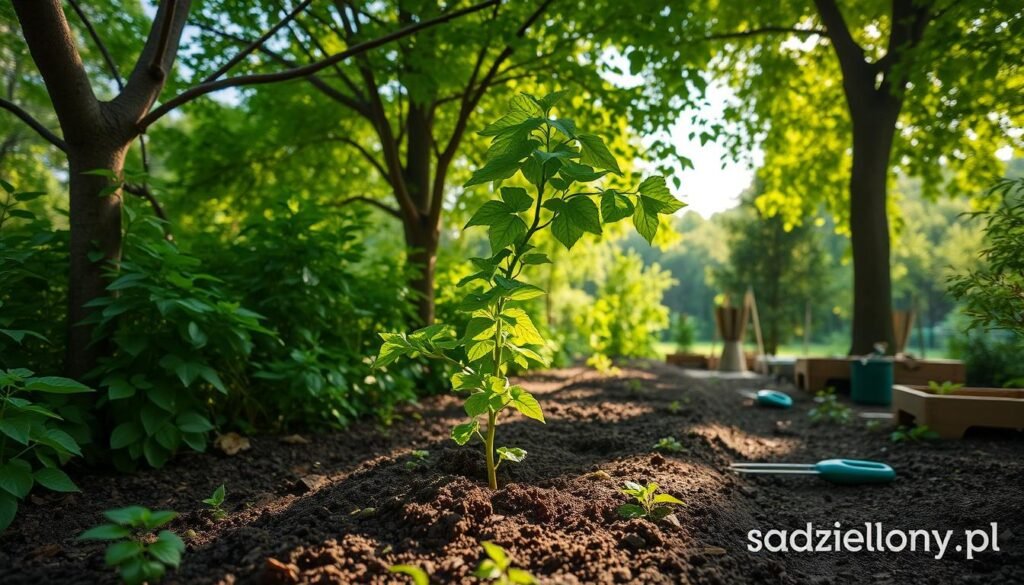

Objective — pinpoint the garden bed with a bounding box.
[1,363,1021,584]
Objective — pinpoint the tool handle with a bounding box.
[756,389,793,409]
[814,459,895,485]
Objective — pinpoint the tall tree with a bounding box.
[188,0,622,325]
[605,0,1024,354]
[1,0,497,376]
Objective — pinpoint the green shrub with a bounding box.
[0,368,92,532]
[672,312,696,353]
[568,250,674,361]
[204,203,435,430]
[948,331,1024,387]
[84,213,271,470]
[0,179,67,370]
[374,91,682,490]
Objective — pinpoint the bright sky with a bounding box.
[642,84,762,218]
[601,50,760,218]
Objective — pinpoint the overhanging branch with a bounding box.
[327,195,401,218]
[0,98,67,152]
[138,0,499,130]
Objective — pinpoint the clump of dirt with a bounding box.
[1,363,1022,584]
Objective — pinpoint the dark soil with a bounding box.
[2,362,1022,584]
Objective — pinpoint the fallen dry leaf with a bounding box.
[215,432,251,455]
[280,434,309,445]
[587,470,612,480]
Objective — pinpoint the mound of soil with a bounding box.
[1,363,1021,584]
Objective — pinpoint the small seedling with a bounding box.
[652,437,684,453]
[890,425,939,443]
[405,450,430,471]
[201,484,226,520]
[928,380,964,396]
[667,400,683,414]
[626,379,644,394]
[79,506,185,585]
[864,419,883,432]
[474,541,537,584]
[389,564,430,585]
[617,481,684,521]
[808,387,852,425]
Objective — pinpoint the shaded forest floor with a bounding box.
[2,362,1022,584]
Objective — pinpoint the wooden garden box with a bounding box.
[795,357,965,392]
[893,384,1024,438]
[665,352,710,369]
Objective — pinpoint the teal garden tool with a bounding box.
[738,389,793,409]
[729,458,896,485]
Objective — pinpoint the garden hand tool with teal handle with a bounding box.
[737,389,793,409]
[729,458,896,485]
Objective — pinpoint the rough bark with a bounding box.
[847,99,900,354]
[405,218,439,326]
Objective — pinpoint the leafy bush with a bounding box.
[0,179,67,370]
[948,330,1024,387]
[671,312,696,353]
[79,506,185,585]
[568,250,674,362]
[84,213,270,470]
[375,91,682,489]
[204,204,430,430]
[0,369,92,531]
[948,178,1024,339]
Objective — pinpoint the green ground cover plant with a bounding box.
[374,91,682,489]
[617,481,685,520]
[79,506,185,585]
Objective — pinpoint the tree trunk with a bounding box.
[404,219,439,326]
[65,144,127,377]
[847,100,900,355]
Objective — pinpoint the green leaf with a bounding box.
[140,404,169,436]
[496,446,527,463]
[0,417,32,445]
[502,308,544,345]
[507,567,539,585]
[0,463,33,498]
[464,139,538,187]
[8,209,36,221]
[103,506,150,527]
[509,387,545,423]
[203,484,226,506]
[13,191,45,202]
[106,377,136,400]
[149,530,184,567]
[653,493,684,506]
[176,411,214,434]
[79,523,131,540]
[600,190,634,223]
[466,200,515,228]
[637,175,684,214]
[520,253,551,265]
[104,541,143,566]
[0,494,16,532]
[38,429,82,456]
[467,339,495,362]
[0,178,13,193]
[500,187,533,212]
[577,134,621,174]
[143,440,170,468]
[481,541,510,570]
[632,196,659,243]
[34,467,79,493]
[487,214,527,252]
[24,376,92,394]
[464,392,493,417]
[110,422,144,449]
[551,196,601,249]
[389,565,429,585]
[451,420,479,445]
[617,503,647,519]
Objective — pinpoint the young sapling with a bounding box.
[374,92,683,490]
[652,437,684,453]
[890,425,939,443]
[405,450,430,471]
[474,541,537,584]
[79,506,185,585]
[808,387,852,425]
[201,484,227,520]
[618,481,684,521]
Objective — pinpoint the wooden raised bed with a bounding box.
[893,384,1024,438]
[794,357,965,393]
